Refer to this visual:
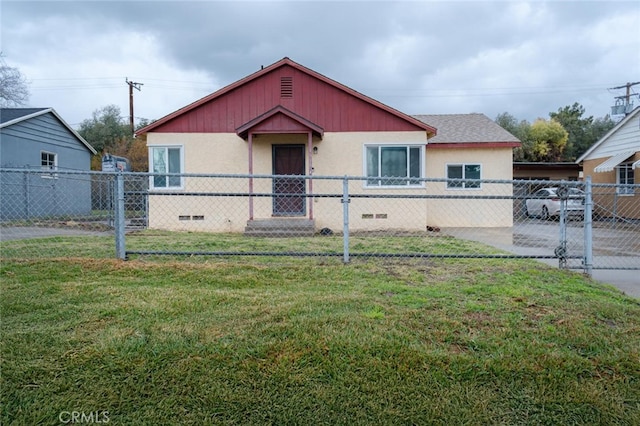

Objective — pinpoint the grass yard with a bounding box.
[1,234,639,424]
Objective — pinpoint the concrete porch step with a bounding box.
[244,218,315,237]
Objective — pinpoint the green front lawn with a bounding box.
[1,243,639,424]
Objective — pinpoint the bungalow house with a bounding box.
[135,58,520,233]
[576,106,639,220]
[0,108,97,220]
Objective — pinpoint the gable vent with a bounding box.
[281,77,293,98]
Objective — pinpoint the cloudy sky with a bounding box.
[2,1,639,129]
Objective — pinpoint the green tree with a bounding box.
[529,119,569,162]
[549,102,616,160]
[586,115,616,151]
[495,112,532,162]
[79,105,151,171]
[78,105,130,154]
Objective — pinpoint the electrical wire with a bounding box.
[29,76,214,92]
[29,77,619,100]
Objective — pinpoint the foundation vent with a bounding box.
[281,77,293,98]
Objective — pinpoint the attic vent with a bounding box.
[281,77,293,98]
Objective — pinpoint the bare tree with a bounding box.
[0,53,30,107]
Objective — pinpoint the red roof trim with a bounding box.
[236,105,324,139]
[136,57,437,137]
[427,142,521,149]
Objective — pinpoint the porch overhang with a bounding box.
[593,151,636,173]
[239,105,322,222]
[236,105,324,140]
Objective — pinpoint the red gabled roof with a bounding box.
[136,57,437,137]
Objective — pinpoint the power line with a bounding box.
[608,81,640,116]
[30,76,213,90]
[609,81,640,101]
[28,75,619,95]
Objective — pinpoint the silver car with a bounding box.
[525,187,585,220]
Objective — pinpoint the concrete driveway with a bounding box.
[443,222,640,299]
[0,226,111,241]
[590,270,639,298]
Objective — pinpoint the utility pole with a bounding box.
[126,78,143,135]
[609,81,639,116]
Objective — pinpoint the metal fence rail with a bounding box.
[1,168,639,275]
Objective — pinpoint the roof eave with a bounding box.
[136,61,286,136]
[0,108,50,129]
[575,106,640,163]
[0,108,97,155]
[235,105,324,139]
[426,142,521,149]
[49,109,98,155]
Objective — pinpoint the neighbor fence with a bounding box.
[1,168,639,275]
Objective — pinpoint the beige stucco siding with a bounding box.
[147,133,248,232]
[147,132,513,232]
[310,131,429,231]
[425,147,514,227]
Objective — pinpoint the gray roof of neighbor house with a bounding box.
[414,113,520,145]
[0,107,97,155]
[0,108,49,125]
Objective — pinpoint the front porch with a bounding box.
[237,105,324,222]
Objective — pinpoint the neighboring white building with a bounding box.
[576,106,640,219]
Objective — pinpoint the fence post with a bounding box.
[342,176,350,264]
[555,182,568,269]
[23,170,30,218]
[114,172,126,260]
[583,176,593,277]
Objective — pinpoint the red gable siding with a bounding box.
[141,60,432,135]
[249,111,315,134]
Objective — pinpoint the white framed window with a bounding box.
[364,145,424,187]
[617,162,635,195]
[41,151,57,178]
[149,146,183,189]
[447,164,481,189]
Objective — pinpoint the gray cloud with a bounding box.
[2,1,639,126]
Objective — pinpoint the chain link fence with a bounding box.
[1,168,638,274]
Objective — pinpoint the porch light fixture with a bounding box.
[313,146,318,154]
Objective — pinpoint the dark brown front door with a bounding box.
[273,145,305,216]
